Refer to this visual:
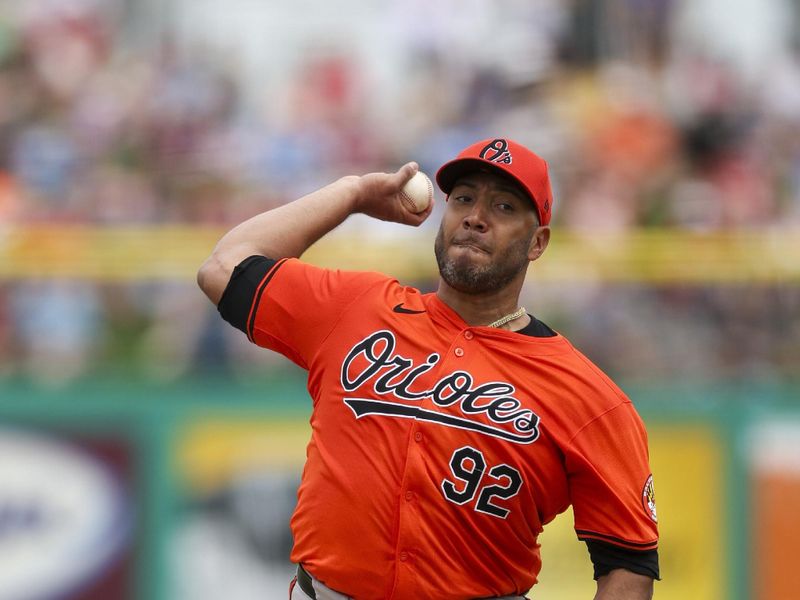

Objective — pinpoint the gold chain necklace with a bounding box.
[488,307,527,328]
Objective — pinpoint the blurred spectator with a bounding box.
[0,285,13,377]
[9,280,101,385]
[0,0,797,386]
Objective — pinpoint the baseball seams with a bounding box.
[399,189,417,213]
[399,171,433,213]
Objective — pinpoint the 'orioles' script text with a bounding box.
[340,330,541,444]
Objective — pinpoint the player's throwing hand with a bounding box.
[353,162,434,226]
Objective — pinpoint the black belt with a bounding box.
[296,564,525,599]
[296,564,316,599]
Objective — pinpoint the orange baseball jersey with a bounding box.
[218,256,659,599]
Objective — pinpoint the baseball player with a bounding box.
[197,138,660,599]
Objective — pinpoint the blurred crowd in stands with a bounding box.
[0,0,798,387]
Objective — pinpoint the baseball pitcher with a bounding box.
[197,138,660,599]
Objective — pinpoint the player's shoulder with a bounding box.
[548,334,632,406]
[287,259,425,311]
[544,339,651,445]
[279,258,398,289]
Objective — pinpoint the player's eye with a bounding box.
[496,202,515,212]
[452,195,473,204]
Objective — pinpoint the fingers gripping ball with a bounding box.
[399,171,433,213]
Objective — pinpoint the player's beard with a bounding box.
[434,226,532,295]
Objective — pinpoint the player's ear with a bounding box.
[527,226,550,262]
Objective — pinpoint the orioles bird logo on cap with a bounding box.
[480,139,513,164]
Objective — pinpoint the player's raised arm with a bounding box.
[197,162,433,305]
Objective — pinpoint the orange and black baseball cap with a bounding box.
[436,138,554,225]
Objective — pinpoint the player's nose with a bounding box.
[462,200,489,232]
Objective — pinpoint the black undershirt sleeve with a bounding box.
[585,539,660,581]
[217,255,277,334]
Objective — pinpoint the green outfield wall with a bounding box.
[0,377,797,600]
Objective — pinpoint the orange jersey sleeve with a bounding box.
[566,399,659,551]
[244,258,388,368]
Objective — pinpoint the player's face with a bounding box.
[434,171,548,294]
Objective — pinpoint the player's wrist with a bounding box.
[333,175,365,214]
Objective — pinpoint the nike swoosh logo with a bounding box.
[393,303,426,315]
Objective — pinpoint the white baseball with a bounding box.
[399,171,433,213]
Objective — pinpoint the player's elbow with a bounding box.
[197,252,230,306]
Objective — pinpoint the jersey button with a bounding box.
[399,551,409,562]
[405,491,414,501]
[454,347,464,357]
[464,330,474,340]
[414,431,423,442]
